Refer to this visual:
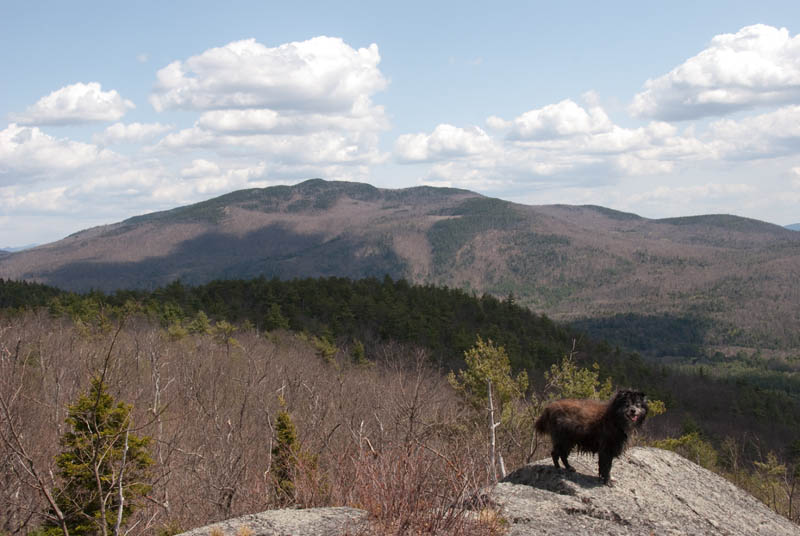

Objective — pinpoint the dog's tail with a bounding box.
[534,408,550,435]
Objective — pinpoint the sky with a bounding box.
[2,1,800,248]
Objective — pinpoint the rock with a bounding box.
[491,446,800,535]
[176,448,800,536]
[174,506,367,536]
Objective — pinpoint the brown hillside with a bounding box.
[2,179,799,349]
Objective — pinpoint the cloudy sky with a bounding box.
[2,1,800,247]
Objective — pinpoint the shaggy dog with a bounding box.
[534,389,648,485]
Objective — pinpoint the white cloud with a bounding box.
[491,99,614,140]
[157,127,385,166]
[195,104,388,134]
[708,105,800,159]
[149,36,387,113]
[196,109,281,133]
[394,124,495,163]
[148,37,389,170]
[0,123,115,182]
[631,24,800,120]
[626,183,756,206]
[12,82,135,125]
[395,101,713,191]
[94,122,174,145]
[172,160,272,195]
[1,186,69,212]
[181,158,221,178]
[791,167,800,189]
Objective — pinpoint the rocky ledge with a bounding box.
[176,447,799,536]
[493,446,799,535]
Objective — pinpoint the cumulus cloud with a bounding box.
[148,37,389,169]
[195,104,388,134]
[489,99,613,140]
[1,186,69,212]
[157,127,384,166]
[12,82,135,125]
[708,105,800,159]
[395,100,714,191]
[0,123,115,182]
[171,160,274,195]
[631,24,800,120]
[181,158,221,179]
[93,122,174,145]
[394,124,495,163]
[149,36,387,113]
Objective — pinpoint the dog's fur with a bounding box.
[534,389,648,485]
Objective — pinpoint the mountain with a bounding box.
[1,244,38,252]
[2,178,800,349]
[787,223,800,231]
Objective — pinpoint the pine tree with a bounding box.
[448,337,528,481]
[263,303,290,331]
[448,336,528,421]
[544,353,614,400]
[41,378,152,536]
[271,399,300,503]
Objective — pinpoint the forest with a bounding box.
[1,276,799,534]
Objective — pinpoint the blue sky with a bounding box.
[2,1,800,247]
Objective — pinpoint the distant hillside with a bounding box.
[2,178,800,350]
[787,223,800,231]
[1,244,38,253]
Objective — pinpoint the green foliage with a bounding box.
[271,401,300,502]
[653,432,718,470]
[46,378,152,536]
[305,331,337,364]
[263,303,289,331]
[646,398,667,417]
[350,339,369,366]
[186,310,211,334]
[212,320,240,356]
[544,353,613,400]
[0,276,576,373]
[166,321,188,341]
[269,398,320,504]
[572,313,707,358]
[0,278,62,310]
[427,198,524,272]
[448,337,528,423]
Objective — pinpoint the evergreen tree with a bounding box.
[186,310,211,334]
[448,337,529,481]
[448,336,528,422]
[350,339,369,366]
[271,399,300,503]
[544,353,614,400]
[42,378,152,536]
[263,303,289,331]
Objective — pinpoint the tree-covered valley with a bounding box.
[1,276,799,533]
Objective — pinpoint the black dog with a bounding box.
[534,390,648,485]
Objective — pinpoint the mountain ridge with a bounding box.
[2,179,799,350]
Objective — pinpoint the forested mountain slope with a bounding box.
[2,179,799,350]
